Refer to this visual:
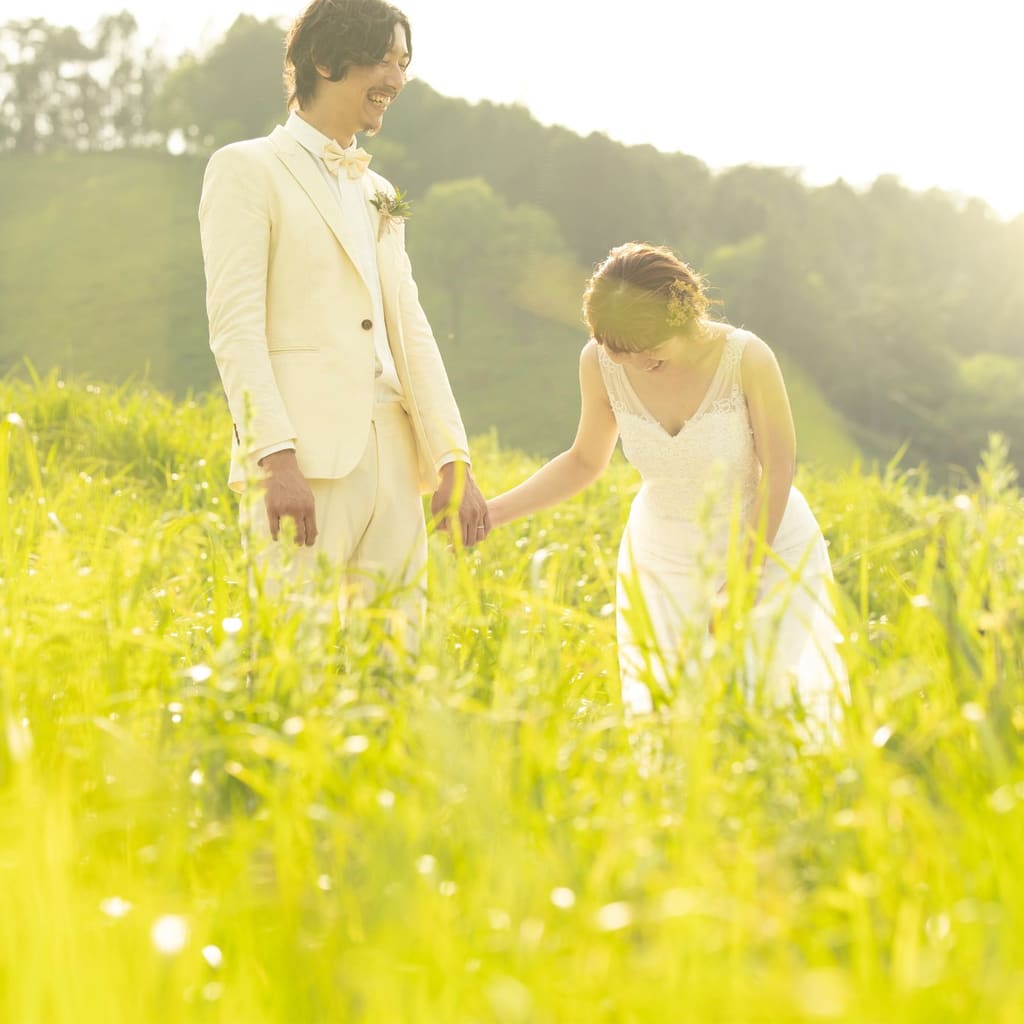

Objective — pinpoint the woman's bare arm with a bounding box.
[740,336,797,564]
[488,342,619,526]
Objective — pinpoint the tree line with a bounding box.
[2,11,1022,475]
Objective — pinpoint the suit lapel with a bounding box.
[269,125,373,296]
[366,173,403,318]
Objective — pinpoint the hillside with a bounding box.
[0,151,210,389]
[3,6,1023,475]
[0,151,858,468]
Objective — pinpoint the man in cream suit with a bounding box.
[199,0,488,625]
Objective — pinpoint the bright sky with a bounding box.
[13,0,1024,219]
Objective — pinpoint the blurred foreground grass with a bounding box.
[1,373,1022,1023]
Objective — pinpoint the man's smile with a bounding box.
[367,90,394,111]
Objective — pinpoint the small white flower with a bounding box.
[202,945,224,968]
[550,887,576,910]
[595,901,633,931]
[151,915,189,955]
[99,897,132,919]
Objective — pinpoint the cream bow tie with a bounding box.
[322,141,372,179]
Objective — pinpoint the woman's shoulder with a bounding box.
[726,327,776,366]
[580,340,613,400]
[717,323,759,348]
[702,323,768,379]
[731,328,786,393]
[580,338,608,375]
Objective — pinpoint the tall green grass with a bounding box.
[1,372,1022,1022]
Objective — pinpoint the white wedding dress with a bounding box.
[596,328,847,734]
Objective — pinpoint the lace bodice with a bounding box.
[597,329,759,524]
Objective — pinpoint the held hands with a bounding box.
[260,449,318,547]
[431,461,491,548]
[260,453,490,550]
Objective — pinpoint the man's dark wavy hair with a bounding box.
[284,0,412,110]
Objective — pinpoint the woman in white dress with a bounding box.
[488,242,846,732]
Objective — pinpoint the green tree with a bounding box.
[99,11,165,149]
[0,12,159,152]
[0,18,97,151]
[153,15,286,151]
[408,178,568,342]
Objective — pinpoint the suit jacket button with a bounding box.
[361,319,373,331]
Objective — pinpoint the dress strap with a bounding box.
[595,343,635,417]
[706,329,749,405]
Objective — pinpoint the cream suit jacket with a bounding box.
[198,124,468,493]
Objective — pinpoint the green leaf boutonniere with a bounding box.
[370,188,412,241]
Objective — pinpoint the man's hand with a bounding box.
[260,449,317,546]
[431,462,490,548]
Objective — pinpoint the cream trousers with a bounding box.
[241,402,428,633]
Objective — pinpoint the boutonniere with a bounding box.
[370,188,412,241]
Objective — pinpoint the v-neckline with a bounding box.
[618,328,739,438]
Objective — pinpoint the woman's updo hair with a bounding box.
[582,242,713,352]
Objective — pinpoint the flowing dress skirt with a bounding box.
[616,484,847,738]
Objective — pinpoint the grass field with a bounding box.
[1,372,1022,1022]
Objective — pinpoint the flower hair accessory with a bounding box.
[666,277,701,328]
[370,188,412,241]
